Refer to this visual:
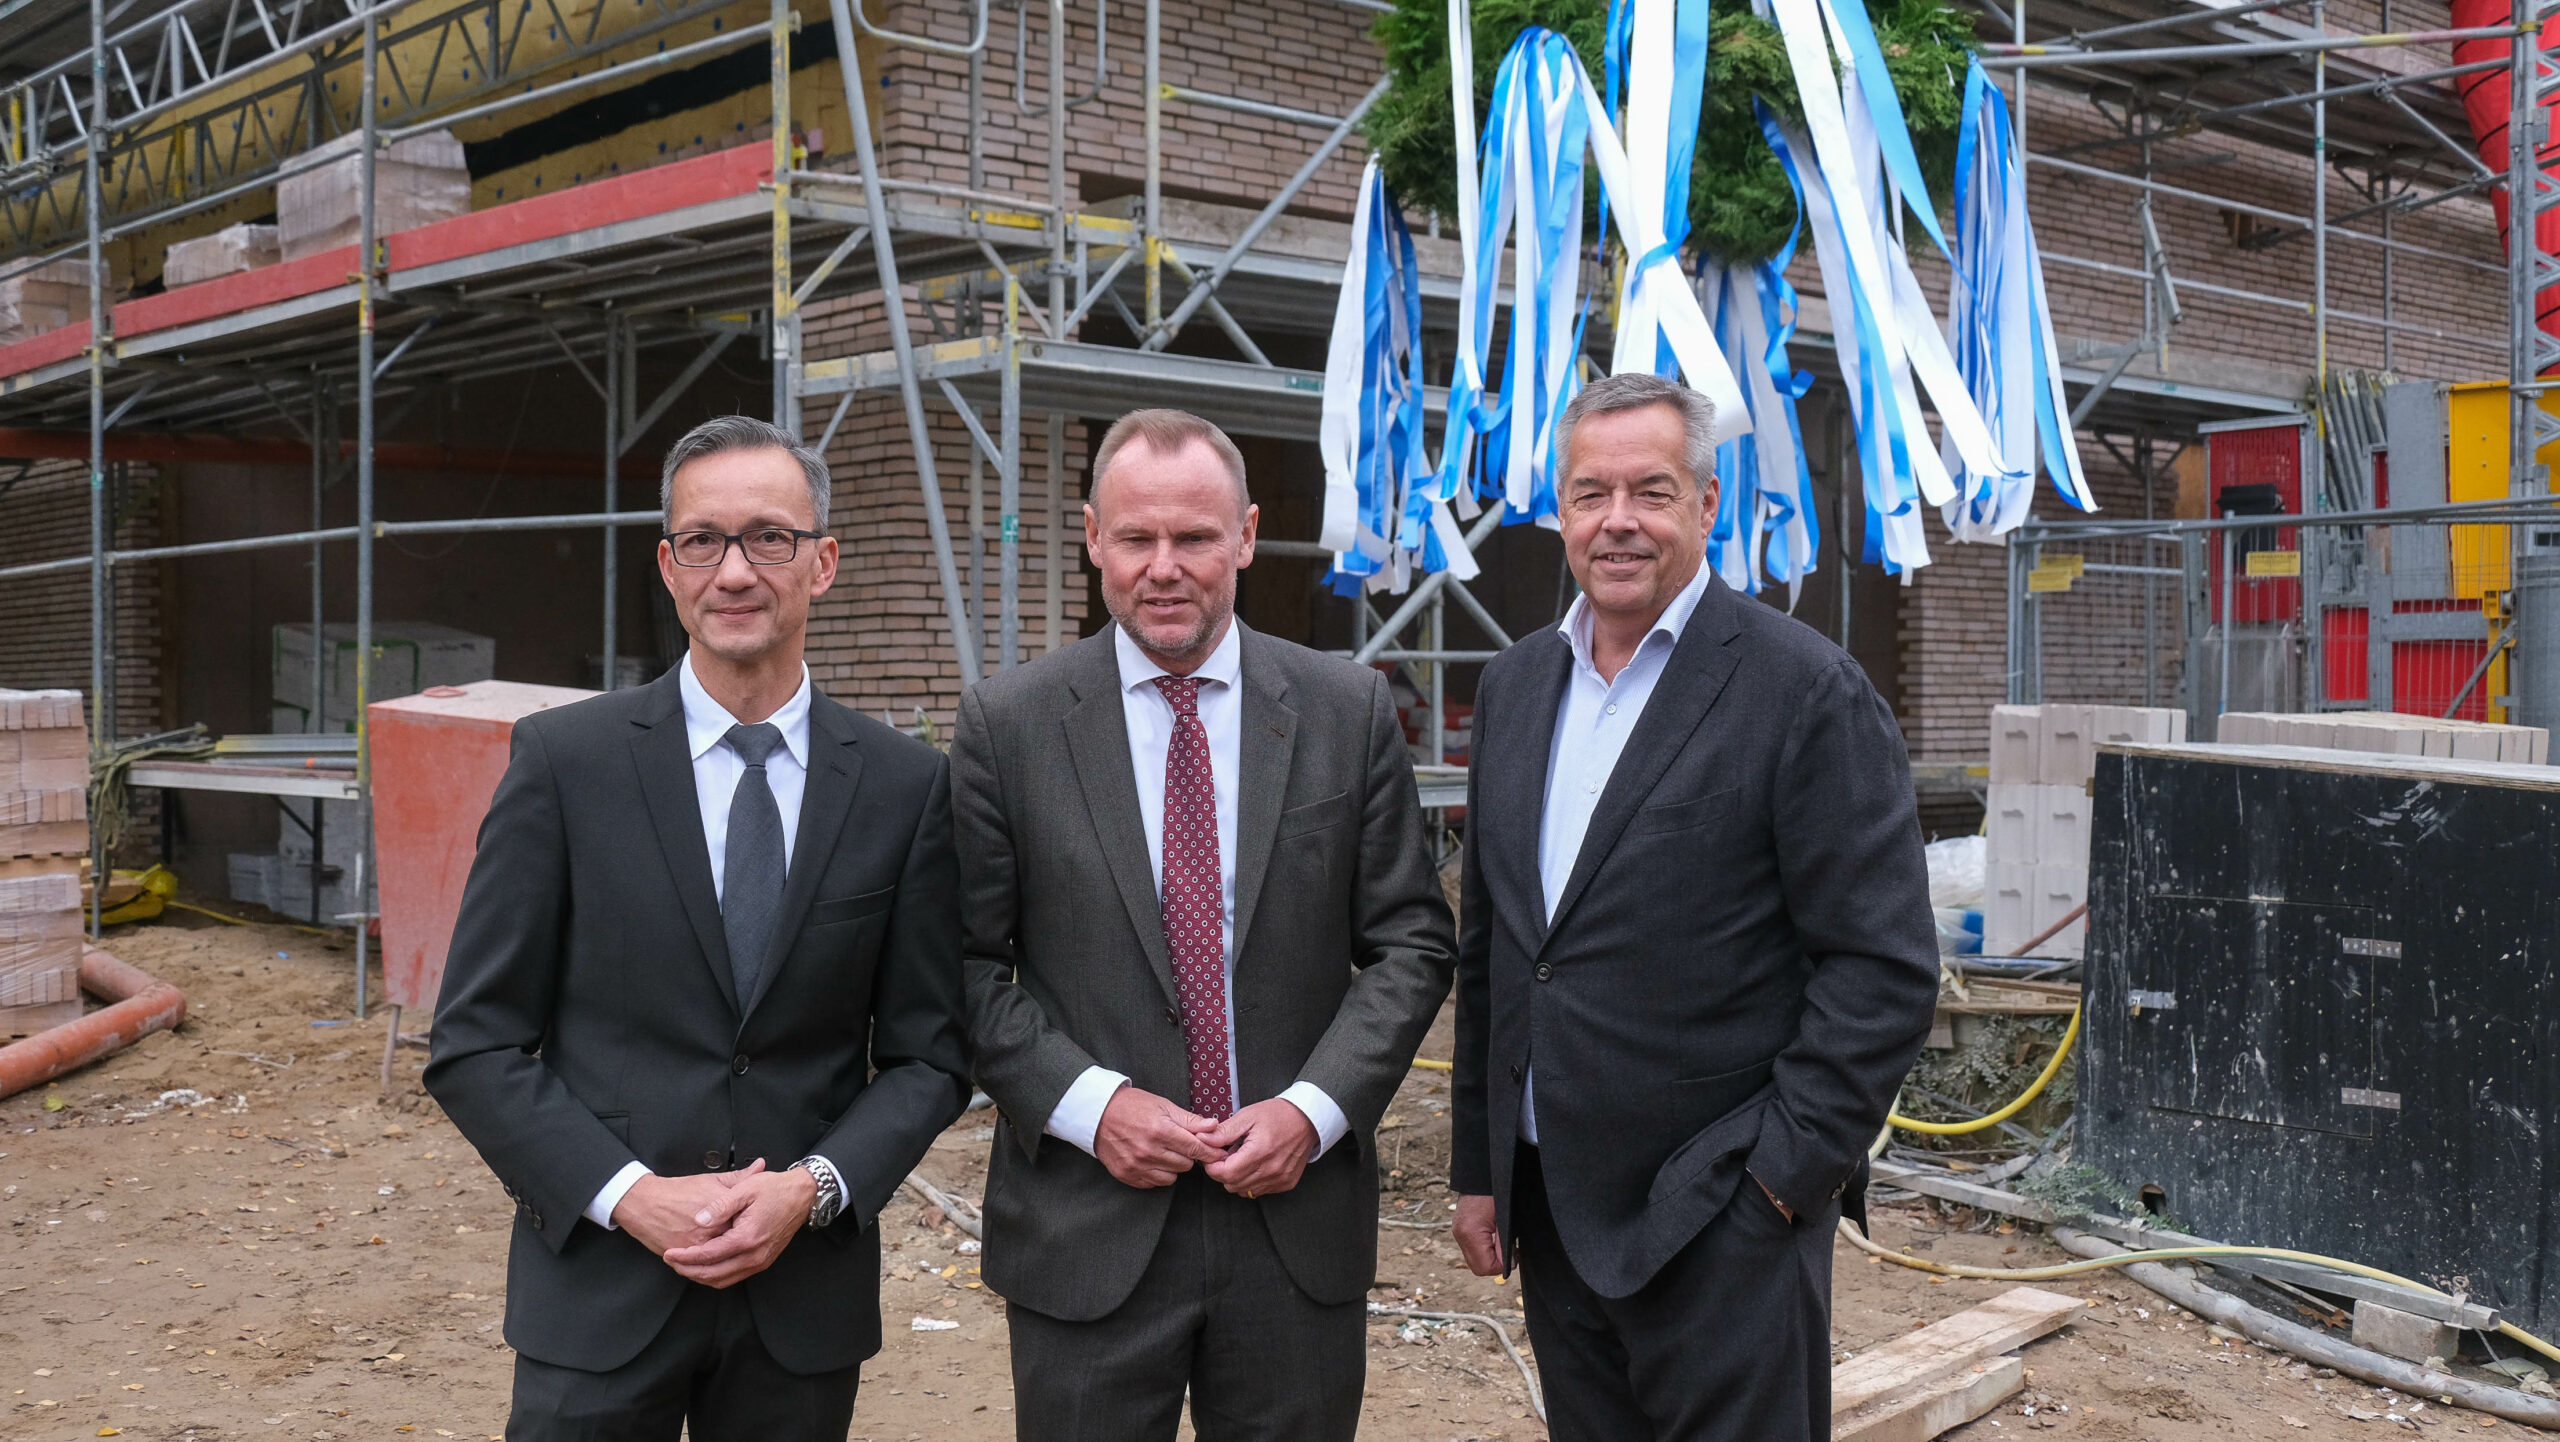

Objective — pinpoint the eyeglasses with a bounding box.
[663,527,825,567]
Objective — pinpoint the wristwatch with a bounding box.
[792,1155,847,1229]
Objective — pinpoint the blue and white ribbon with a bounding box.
[1319,157,1434,594]
[1941,59,2094,538]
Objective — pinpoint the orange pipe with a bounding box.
[0,947,188,1102]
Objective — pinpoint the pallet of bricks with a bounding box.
[2216,710,2549,763]
[1984,704,2186,960]
[0,690,87,1038]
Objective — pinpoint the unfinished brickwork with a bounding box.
[0,458,163,741]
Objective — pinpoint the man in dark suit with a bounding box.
[427,414,970,1439]
[955,408,1455,1441]
[1449,373,1939,1440]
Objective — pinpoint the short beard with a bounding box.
[1106,584,1234,668]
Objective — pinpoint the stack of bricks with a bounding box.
[2217,711,2549,764]
[0,689,87,1036]
[1985,703,2187,960]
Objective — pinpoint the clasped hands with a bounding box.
[612,1159,818,1289]
[1093,1085,1315,1197]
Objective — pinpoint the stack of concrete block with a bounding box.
[163,223,281,288]
[0,258,114,346]
[0,872,82,1033]
[277,130,470,261]
[1985,703,2186,959]
[0,689,87,1036]
[2217,711,2548,764]
[0,690,87,858]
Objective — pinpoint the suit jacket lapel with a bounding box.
[1229,626,1297,968]
[741,693,865,1020]
[1063,630,1183,1009]
[628,669,739,1015]
[1498,631,1575,952]
[1540,578,1745,946]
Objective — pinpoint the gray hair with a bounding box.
[660,414,832,531]
[1553,372,1717,492]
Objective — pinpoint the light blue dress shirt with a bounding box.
[1523,561,1715,1143]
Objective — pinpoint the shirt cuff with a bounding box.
[1279,1081,1351,1160]
[1044,1066,1131,1156]
[586,1160,651,1231]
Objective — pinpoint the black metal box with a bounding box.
[2082,743,2560,1333]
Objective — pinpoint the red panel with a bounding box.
[370,680,595,1013]
[112,245,360,340]
[2323,606,2369,703]
[2392,641,2491,722]
[2206,421,2305,624]
[385,144,773,272]
[0,146,771,385]
[0,320,93,382]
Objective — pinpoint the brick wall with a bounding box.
[0,458,162,739]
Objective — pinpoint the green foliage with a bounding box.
[1904,1013,2076,1134]
[1364,0,1978,267]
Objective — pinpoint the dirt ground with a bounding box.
[1,909,2542,1441]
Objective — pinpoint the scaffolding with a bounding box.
[0,0,2552,1003]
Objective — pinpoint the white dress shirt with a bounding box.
[1523,562,1715,1144]
[1042,622,1351,1159]
[586,655,815,1230]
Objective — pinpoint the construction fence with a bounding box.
[2006,504,2560,739]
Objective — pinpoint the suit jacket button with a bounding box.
[1510,1062,1524,1083]
[703,1149,727,1170]
[732,1054,750,1076]
[1164,1006,1179,1026]
[1534,962,1553,982]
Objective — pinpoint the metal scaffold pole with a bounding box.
[353,2,379,1021]
[825,0,982,688]
[771,0,798,436]
[84,0,105,939]
[603,313,622,692]
[2513,0,2560,509]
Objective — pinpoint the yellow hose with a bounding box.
[1839,1217,2560,1367]
[1410,1057,1453,1072]
[1890,1005,2081,1135]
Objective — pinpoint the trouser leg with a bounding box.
[1512,1145,1652,1442]
[1187,1182,1365,1442]
[1617,1178,1837,1442]
[688,1285,862,1442]
[1516,1142,1838,1442]
[1004,1175,1209,1442]
[506,1285,709,1442]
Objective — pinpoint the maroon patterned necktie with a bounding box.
[1153,675,1235,1121]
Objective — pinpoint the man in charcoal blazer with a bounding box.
[956,409,1456,1440]
[1449,374,1940,1441]
[428,416,969,1439]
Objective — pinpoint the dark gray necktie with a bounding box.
[721,722,786,1007]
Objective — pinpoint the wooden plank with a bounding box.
[1833,1354,2023,1442]
[1832,1286,2083,1416]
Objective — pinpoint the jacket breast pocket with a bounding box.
[1276,790,1353,839]
[809,887,896,928]
[1633,787,1736,835]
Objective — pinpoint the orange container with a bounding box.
[369,680,595,1012]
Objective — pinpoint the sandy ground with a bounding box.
[1,909,2544,1441]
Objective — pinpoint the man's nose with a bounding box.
[714,541,763,587]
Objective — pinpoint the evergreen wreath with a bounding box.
[1363,0,1978,267]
